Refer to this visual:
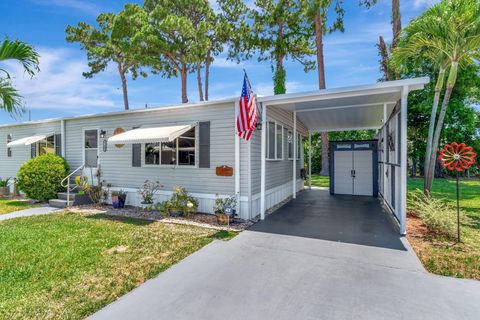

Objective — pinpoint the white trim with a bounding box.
[257,77,429,106]
[234,101,241,218]
[308,131,312,190]
[61,120,66,158]
[400,86,408,235]
[265,120,284,161]
[260,103,267,220]
[294,101,397,113]
[310,126,382,133]
[293,111,297,199]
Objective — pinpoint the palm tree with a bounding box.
[392,0,480,194]
[0,39,39,115]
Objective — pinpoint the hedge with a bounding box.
[17,154,70,201]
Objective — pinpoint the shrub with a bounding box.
[408,190,457,239]
[17,154,70,201]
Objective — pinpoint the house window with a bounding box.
[266,121,283,160]
[84,129,98,168]
[144,127,195,166]
[36,135,55,156]
[288,131,301,160]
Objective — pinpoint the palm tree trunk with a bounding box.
[423,67,445,192]
[378,36,391,81]
[204,51,211,101]
[118,63,129,110]
[196,62,204,102]
[425,62,458,194]
[314,10,329,176]
[181,62,188,104]
[391,0,402,50]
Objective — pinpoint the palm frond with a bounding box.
[0,39,40,78]
[0,79,24,115]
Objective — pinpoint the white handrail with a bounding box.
[61,164,85,207]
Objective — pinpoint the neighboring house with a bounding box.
[0,77,429,234]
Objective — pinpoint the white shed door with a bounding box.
[353,150,373,196]
[334,151,353,195]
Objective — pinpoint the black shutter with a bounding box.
[7,134,12,157]
[199,121,210,168]
[31,143,36,158]
[55,134,62,156]
[131,126,141,167]
[132,144,141,167]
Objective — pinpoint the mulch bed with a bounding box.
[69,204,254,232]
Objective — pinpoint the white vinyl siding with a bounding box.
[64,103,235,195]
[0,121,61,180]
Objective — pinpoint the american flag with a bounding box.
[237,73,258,141]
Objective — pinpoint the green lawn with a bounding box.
[308,175,330,188]
[0,198,36,215]
[0,212,236,319]
[407,178,480,280]
[310,175,480,280]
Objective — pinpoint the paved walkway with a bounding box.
[89,189,480,320]
[0,206,60,221]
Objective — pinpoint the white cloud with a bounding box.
[4,47,120,111]
[30,0,101,15]
[413,0,441,9]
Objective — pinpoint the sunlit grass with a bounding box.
[0,212,236,319]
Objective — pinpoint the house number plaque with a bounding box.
[216,166,233,177]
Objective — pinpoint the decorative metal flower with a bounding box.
[438,142,476,171]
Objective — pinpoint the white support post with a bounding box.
[400,86,408,235]
[234,101,241,217]
[382,104,387,197]
[260,103,267,220]
[61,119,66,158]
[293,111,297,198]
[308,131,312,190]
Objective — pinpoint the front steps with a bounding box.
[49,192,93,208]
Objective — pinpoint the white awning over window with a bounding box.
[7,135,47,147]
[107,124,194,145]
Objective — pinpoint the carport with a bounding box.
[257,77,430,235]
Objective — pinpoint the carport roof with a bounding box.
[258,77,429,132]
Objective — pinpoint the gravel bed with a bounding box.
[69,204,253,232]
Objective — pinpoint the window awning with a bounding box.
[7,135,47,147]
[107,124,194,145]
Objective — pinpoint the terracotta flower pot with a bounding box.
[215,213,230,225]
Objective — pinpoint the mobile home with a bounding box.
[0,77,429,234]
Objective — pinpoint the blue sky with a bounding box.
[0,0,439,124]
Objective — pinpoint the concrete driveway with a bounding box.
[89,189,480,320]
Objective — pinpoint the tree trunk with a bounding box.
[205,51,211,101]
[196,62,204,102]
[425,62,458,194]
[273,22,286,95]
[423,68,445,187]
[378,36,390,81]
[118,63,129,110]
[180,62,188,104]
[391,0,402,50]
[314,11,326,89]
[314,10,329,176]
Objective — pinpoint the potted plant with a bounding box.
[138,180,162,207]
[111,190,127,209]
[0,177,10,197]
[214,195,237,225]
[167,186,198,217]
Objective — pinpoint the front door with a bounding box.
[83,129,99,184]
